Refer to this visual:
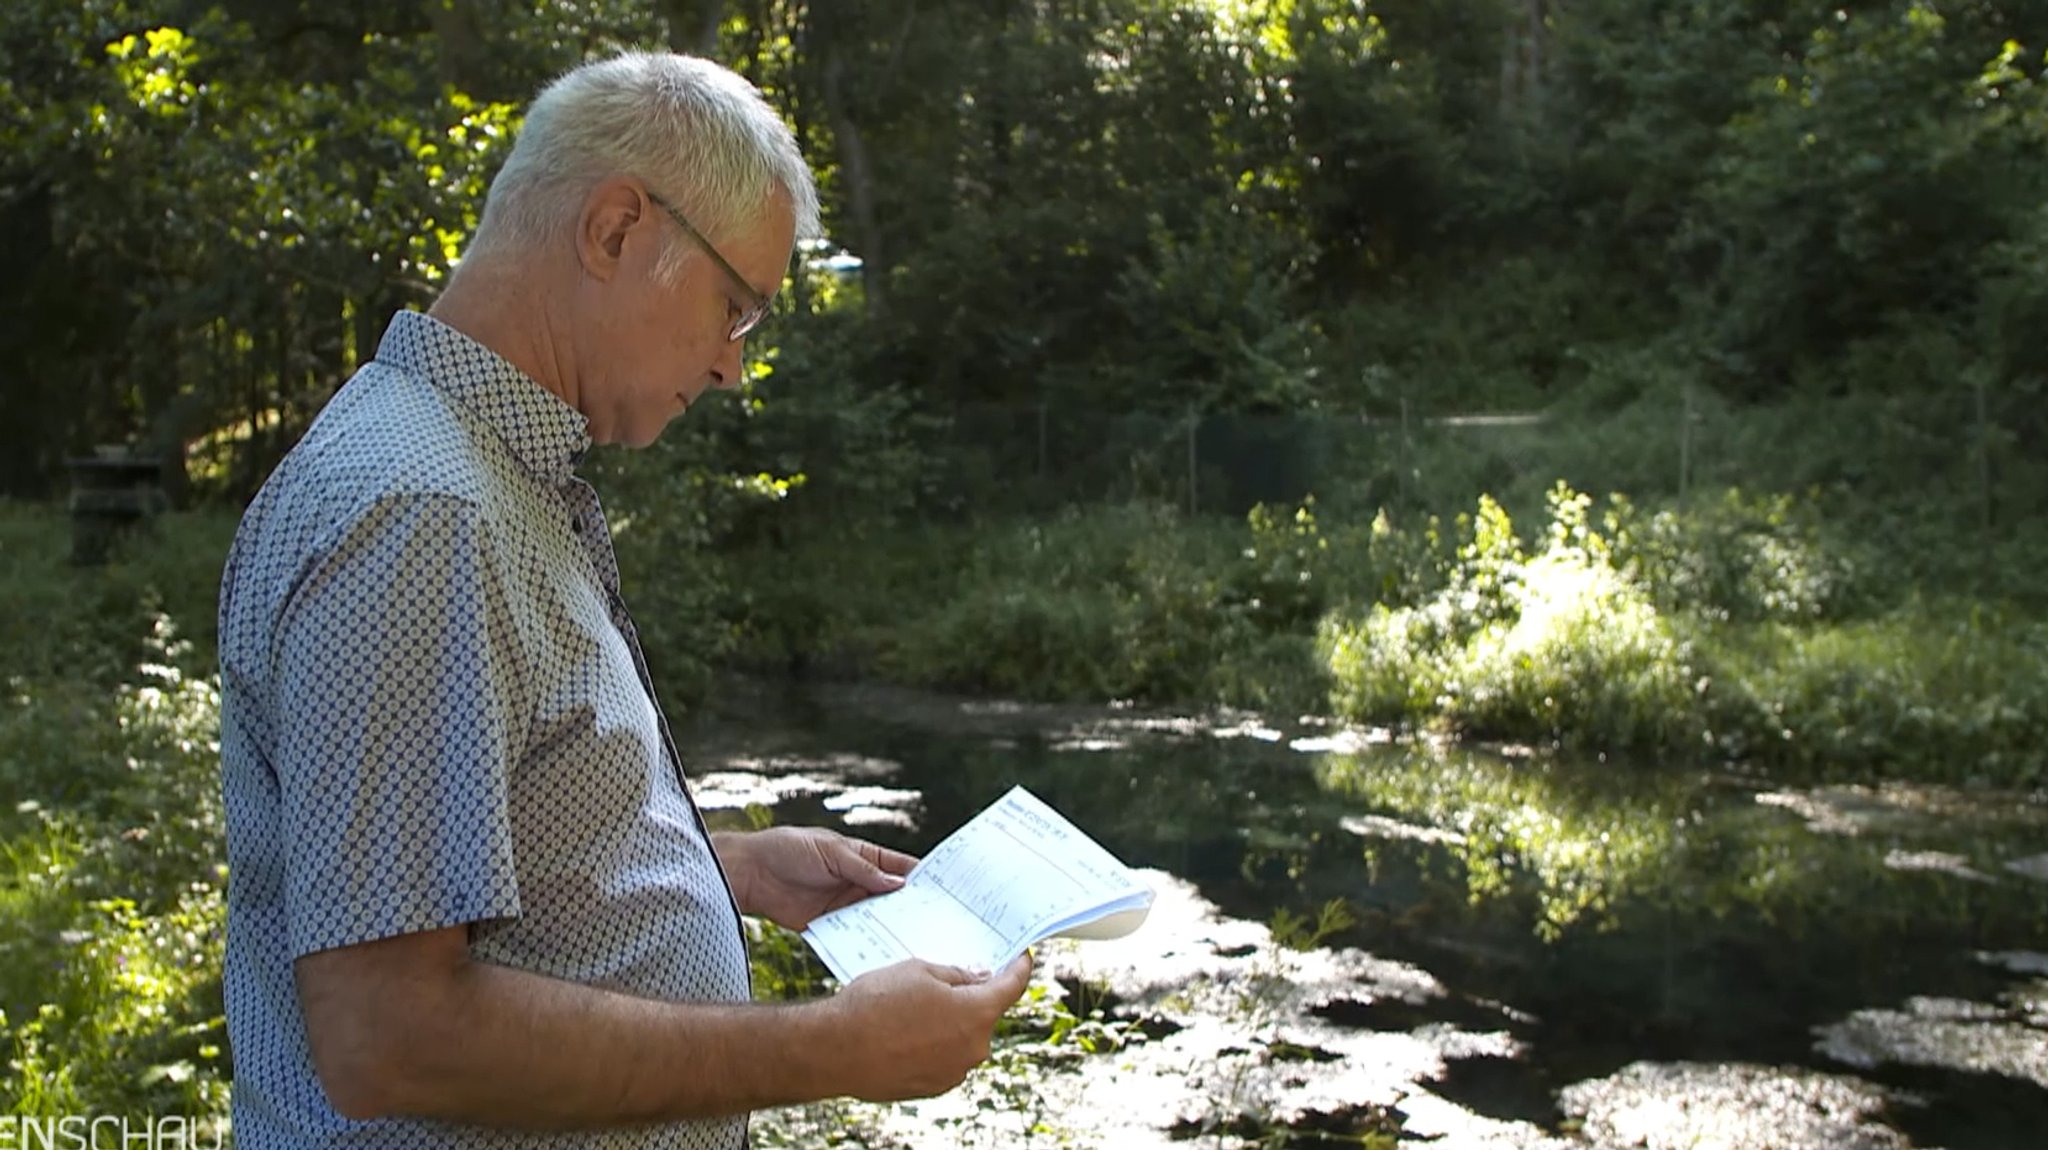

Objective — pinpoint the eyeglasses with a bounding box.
[646,191,773,342]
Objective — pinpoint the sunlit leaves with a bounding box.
[107,26,199,114]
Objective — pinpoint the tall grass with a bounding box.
[0,504,235,1122]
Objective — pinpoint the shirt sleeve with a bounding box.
[274,493,524,959]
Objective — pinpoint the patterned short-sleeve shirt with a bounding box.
[217,310,751,1150]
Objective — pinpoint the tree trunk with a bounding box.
[1499,0,1552,115]
[656,0,725,56]
[821,45,884,312]
[426,0,488,95]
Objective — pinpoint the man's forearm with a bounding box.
[339,957,845,1127]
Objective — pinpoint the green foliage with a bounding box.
[1604,489,1855,623]
[1,0,531,495]
[1320,254,1651,412]
[1268,897,1358,953]
[0,505,229,1122]
[9,0,2048,518]
[1316,483,2047,785]
[868,505,1242,703]
[716,455,2046,786]
[2,878,228,1120]
[1231,498,1336,629]
[999,978,1139,1060]
[894,580,1129,702]
[1681,2,2048,380]
[1700,608,2048,784]
[1321,485,1702,752]
[744,918,833,1005]
[9,3,2048,774]
[1104,201,1322,412]
[727,500,1413,714]
[0,506,229,688]
[590,434,760,707]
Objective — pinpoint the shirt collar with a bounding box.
[373,309,592,482]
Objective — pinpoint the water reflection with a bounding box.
[1317,749,2048,943]
[683,679,2048,1148]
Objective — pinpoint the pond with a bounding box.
[679,678,2048,1150]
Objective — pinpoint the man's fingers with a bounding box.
[994,949,1033,991]
[958,950,1032,1006]
[850,840,917,887]
[838,838,913,893]
[870,845,919,877]
[850,858,907,893]
[921,962,986,987]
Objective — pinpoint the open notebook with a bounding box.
[802,785,1154,982]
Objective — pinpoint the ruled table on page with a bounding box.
[915,787,1132,941]
[802,787,1147,981]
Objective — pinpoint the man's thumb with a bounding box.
[924,962,989,988]
[853,858,908,893]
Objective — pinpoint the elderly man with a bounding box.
[216,52,1030,1150]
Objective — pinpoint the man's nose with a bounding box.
[709,338,746,390]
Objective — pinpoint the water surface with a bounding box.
[682,679,2048,1148]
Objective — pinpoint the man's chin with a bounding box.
[624,411,685,449]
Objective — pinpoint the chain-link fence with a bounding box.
[940,402,1553,517]
[928,385,2048,530]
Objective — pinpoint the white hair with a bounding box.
[470,51,821,282]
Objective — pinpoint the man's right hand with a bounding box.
[294,926,1036,1127]
[825,951,1035,1101]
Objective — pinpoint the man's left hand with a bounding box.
[713,827,916,931]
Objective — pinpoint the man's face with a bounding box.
[582,189,796,448]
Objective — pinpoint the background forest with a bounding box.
[7,0,2048,499]
[3,0,2048,1137]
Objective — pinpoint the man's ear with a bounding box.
[575,178,648,283]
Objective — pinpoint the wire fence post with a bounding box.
[1036,402,1049,478]
[1680,381,1693,502]
[1976,371,1994,586]
[1399,396,1411,506]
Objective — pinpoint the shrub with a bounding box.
[1700,609,2048,786]
[1604,489,1857,623]
[1319,484,2048,784]
[1322,485,1700,751]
